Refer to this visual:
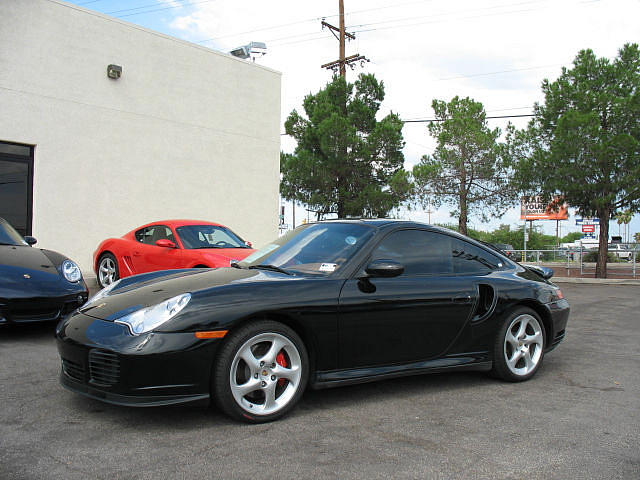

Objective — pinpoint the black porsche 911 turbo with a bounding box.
[56,220,569,423]
[0,217,89,325]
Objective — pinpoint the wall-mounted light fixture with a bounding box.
[229,42,267,62]
[107,64,122,79]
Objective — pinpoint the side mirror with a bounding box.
[365,259,404,278]
[24,236,37,246]
[155,239,177,249]
[245,241,252,248]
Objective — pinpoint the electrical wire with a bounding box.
[280,113,535,134]
[114,0,218,18]
[403,114,534,123]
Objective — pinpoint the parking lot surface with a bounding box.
[1,284,639,479]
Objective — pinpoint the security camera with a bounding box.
[107,64,122,79]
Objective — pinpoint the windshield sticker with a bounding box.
[319,263,337,272]
[345,236,357,245]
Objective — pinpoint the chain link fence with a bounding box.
[508,243,638,278]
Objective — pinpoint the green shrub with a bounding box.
[583,251,618,262]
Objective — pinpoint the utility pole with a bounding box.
[321,0,369,77]
[339,0,346,77]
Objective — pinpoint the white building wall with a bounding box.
[0,0,281,272]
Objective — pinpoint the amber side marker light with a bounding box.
[194,330,228,339]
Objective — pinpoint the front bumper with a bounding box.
[545,298,570,352]
[0,286,88,325]
[56,312,222,407]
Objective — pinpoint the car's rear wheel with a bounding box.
[492,307,545,382]
[97,253,119,289]
[212,321,308,423]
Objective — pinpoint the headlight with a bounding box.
[62,260,82,282]
[115,293,191,335]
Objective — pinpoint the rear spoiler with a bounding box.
[524,264,554,279]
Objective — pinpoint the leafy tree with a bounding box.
[507,44,640,277]
[281,74,409,219]
[615,210,632,243]
[412,97,514,236]
[560,232,583,244]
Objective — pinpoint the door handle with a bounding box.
[453,294,472,303]
[133,251,141,257]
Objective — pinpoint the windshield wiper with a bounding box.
[248,264,293,275]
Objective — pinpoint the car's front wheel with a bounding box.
[212,321,308,423]
[97,253,119,289]
[492,307,546,382]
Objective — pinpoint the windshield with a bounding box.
[238,222,375,276]
[0,217,28,246]
[176,225,248,249]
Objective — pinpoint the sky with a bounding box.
[67,0,640,242]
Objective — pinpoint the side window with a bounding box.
[134,228,146,243]
[139,226,174,245]
[370,230,453,276]
[452,238,502,274]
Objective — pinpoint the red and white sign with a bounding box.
[582,224,595,233]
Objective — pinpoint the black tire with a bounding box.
[212,320,309,423]
[97,253,119,289]
[491,307,546,382]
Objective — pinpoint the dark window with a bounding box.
[135,226,174,245]
[0,142,33,236]
[452,238,502,274]
[134,228,146,243]
[371,229,453,275]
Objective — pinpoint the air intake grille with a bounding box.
[551,329,566,347]
[62,358,85,382]
[89,349,120,387]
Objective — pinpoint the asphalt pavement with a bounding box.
[1,284,638,479]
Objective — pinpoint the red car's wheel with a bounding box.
[97,253,119,289]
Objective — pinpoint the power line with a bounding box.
[107,1,195,15]
[403,114,534,123]
[262,0,589,51]
[437,64,562,81]
[346,0,548,31]
[194,0,435,44]
[281,113,535,134]
[114,0,218,19]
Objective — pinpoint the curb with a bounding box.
[552,277,640,285]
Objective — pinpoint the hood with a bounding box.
[80,266,288,320]
[194,247,254,263]
[0,245,75,297]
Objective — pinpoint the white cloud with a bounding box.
[157,0,640,235]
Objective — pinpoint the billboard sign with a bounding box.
[520,196,569,220]
[582,224,595,233]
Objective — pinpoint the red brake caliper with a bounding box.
[276,351,287,387]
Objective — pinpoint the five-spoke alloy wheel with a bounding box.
[213,321,308,423]
[97,253,119,289]
[492,307,546,382]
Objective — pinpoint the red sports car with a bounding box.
[93,220,255,288]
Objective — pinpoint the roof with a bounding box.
[138,219,226,229]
